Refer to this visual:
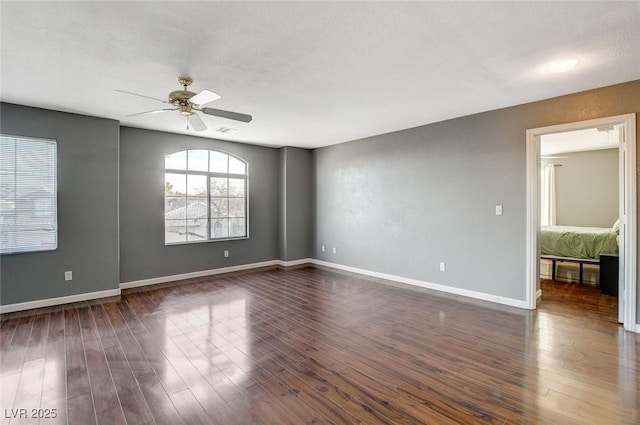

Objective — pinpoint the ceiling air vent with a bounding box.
[216,127,237,133]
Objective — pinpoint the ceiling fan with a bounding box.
[116,77,252,132]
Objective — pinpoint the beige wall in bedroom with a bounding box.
[550,148,619,228]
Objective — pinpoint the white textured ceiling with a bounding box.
[1,1,639,148]
[541,127,620,156]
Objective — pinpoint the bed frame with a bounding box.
[540,254,599,284]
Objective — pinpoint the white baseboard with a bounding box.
[0,288,121,314]
[311,259,529,309]
[119,259,282,290]
[1,259,312,314]
[1,258,534,315]
[276,258,314,267]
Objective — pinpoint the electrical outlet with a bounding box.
[224,250,229,258]
[321,245,326,252]
[332,247,337,254]
[439,262,446,272]
[65,271,73,281]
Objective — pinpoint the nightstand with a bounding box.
[599,253,619,297]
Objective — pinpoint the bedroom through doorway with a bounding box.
[526,114,637,332]
[539,127,620,322]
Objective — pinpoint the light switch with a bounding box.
[495,205,503,216]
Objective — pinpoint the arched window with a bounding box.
[164,149,248,244]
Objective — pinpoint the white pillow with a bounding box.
[612,218,620,233]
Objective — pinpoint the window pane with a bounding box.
[210,151,228,173]
[188,149,209,172]
[16,141,55,175]
[228,178,245,197]
[16,175,54,198]
[185,199,207,219]
[186,174,207,196]
[229,218,246,237]
[210,198,228,218]
[0,138,16,174]
[165,219,187,243]
[210,218,229,239]
[165,150,187,170]
[229,157,246,175]
[228,198,245,217]
[164,196,185,215]
[210,177,228,196]
[165,173,186,195]
[186,218,207,241]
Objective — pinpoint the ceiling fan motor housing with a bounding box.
[169,90,196,115]
[169,90,196,105]
[169,77,196,114]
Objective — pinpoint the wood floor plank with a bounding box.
[170,388,215,425]
[24,314,49,362]
[67,392,96,425]
[40,386,68,425]
[40,310,67,423]
[95,406,127,425]
[0,317,19,358]
[0,372,21,425]
[78,307,120,415]
[259,374,334,425]
[0,316,34,375]
[101,343,154,425]
[64,309,91,400]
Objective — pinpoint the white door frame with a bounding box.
[525,114,637,332]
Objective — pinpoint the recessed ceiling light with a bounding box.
[546,58,579,73]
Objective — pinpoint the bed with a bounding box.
[541,224,619,283]
[541,225,619,259]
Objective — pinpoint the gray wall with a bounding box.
[0,103,120,304]
[313,80,640,303]
[278,147,312,261]
[3,80,640,327]
[119,127,280,283]
[278,148,287,260]
[551,149,619,228]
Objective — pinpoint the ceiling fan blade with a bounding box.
[200,107,252,123]
[115,89,169,104]
[188,113,207,131]
[189,89,221,106]
[126,108,177,117]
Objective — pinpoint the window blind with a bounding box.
[0,135,57,254]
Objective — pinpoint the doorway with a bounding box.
[525,114,637,332]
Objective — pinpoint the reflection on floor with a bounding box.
[540,256,618,324]
[539,278,618,324]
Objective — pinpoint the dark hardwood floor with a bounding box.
[1,267,638,425]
